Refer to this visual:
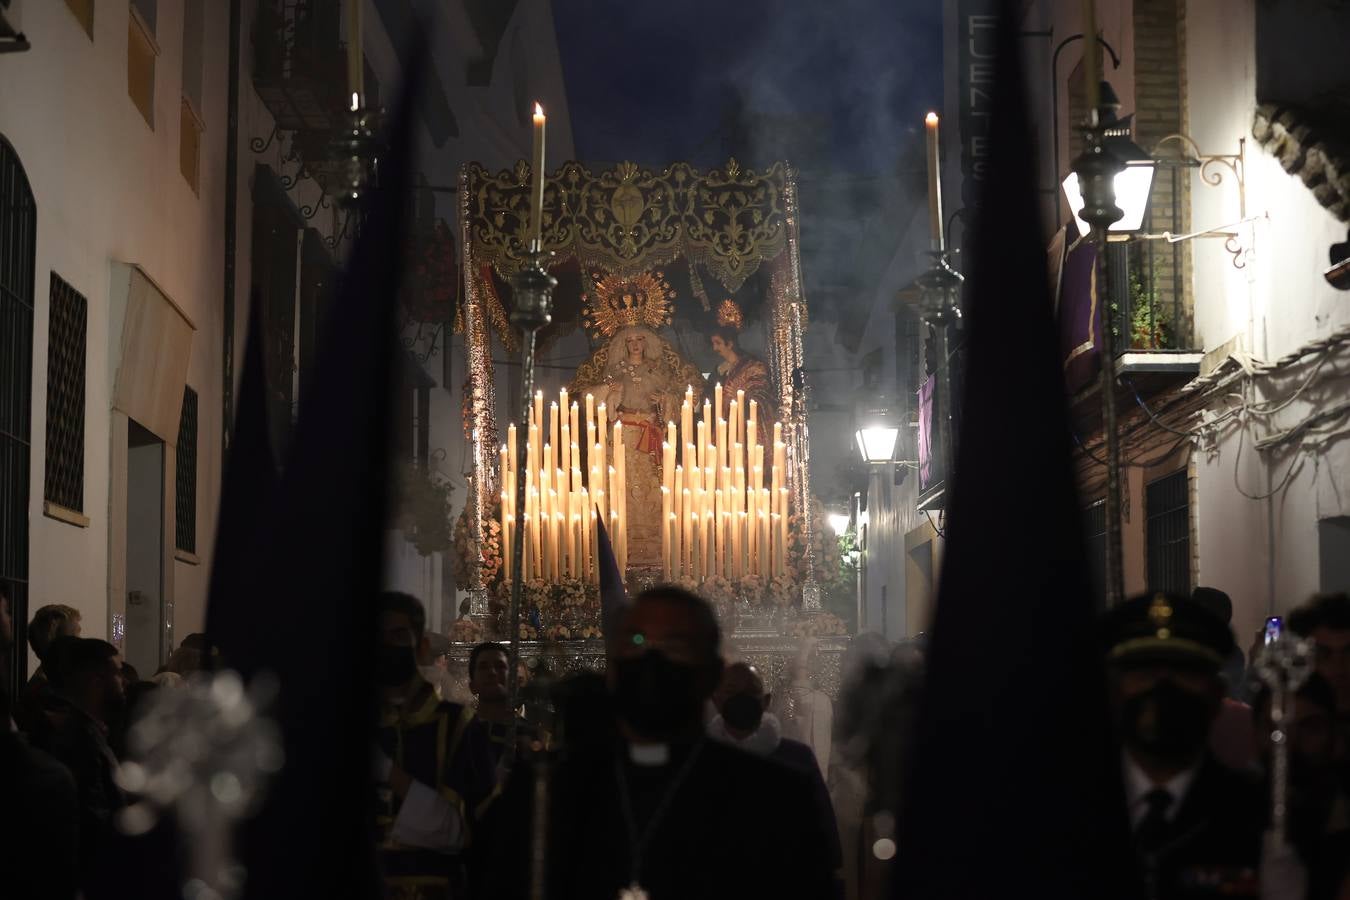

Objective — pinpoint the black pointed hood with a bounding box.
[205,287,277,676]
[227,42,428,900]
[894,4,1136,898]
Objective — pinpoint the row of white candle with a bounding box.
[499,388,627,584]
[661,386,789,580]
[498,385,791,583]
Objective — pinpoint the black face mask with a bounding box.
[1119,679,1213,765]
[377,644,419,687]
[612,651,704,741]
[722,692,765,733]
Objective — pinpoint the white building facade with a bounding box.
[931,0,1350,644]
[1,0,233,680]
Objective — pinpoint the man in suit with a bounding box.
[708,661,844,897]
[1102,593,1265,899]
[31,637,128,893]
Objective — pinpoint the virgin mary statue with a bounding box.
[571,272,703,568]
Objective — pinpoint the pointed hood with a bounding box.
[595,513,628,639]
[225,43,428,900]
[894,5,1135,898]
[205,287,277,675]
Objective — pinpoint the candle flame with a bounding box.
[925,111,939,126]
[534,102,545,117]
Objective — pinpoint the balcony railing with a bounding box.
[1110,162,1197,353]
[252,0,347,133]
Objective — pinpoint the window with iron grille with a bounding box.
[176,386,198,553]
[1146,470,1190,595]
[1,134,37,703]
[44,274,87,513]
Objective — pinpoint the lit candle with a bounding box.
[560,418,572,497]
[534,391,545,442]
[580,492,592,582]
[1083,0,1101,113]
[714,382,723,422]
[777,512,788,577]
[669,512,679,579]
[717,418,728,480]
[346,0,364,108]
[531,103,547,246]
[704,500,716,581]
[570,402,581,470]
[597,404,609,512]
[500,483,510,577]
[713,487,724,577]
[703,400,713,453]
[549,403,560,477]
[681,390,694,471]
[661,486,672,579]
[682,488,693,577]
[571,513,582,580]
[734,390,745,448]
[735,511,748,579]
[925,112,944,250]
[554,511,565,581]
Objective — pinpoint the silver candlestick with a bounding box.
[503,240,555,766]
[115,671,284,900]
[1254,633,1315,846]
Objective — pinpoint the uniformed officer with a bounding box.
[1101,593,1265,900]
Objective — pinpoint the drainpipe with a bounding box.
[222,0,242,461]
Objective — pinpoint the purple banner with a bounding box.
[917,374,936,489]
[1058,233,1101,395]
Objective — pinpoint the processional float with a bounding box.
[453,152,850,649]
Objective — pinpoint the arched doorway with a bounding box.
[0,134,36,696]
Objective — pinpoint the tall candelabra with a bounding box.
[504,243,556,762]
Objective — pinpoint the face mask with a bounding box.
[377,644,419,687]
[1119,679,1212,765]
[612,651,704,741]
[722,692,765,733]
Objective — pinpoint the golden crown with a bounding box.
[584,270,675,339]
[716,298,744,330]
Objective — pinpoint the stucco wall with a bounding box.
[1188,0,1350,645]
[1,0,229,664]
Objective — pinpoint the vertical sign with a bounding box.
[959,4,1000,212]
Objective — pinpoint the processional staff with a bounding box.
[1254,631,1315,847]
[504,101,555,900]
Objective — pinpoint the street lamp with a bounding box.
[855,402,901,465]
[1061,83,1156,238]
[1070,77,1132,607]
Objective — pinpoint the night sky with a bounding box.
[553,0,944,174]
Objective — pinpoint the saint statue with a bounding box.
[572,272,702,569]
[710,320,777,444]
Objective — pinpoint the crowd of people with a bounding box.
[2,581,1349,899]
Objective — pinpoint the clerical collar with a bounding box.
[627,742,671,767]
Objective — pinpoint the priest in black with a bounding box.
[477,586,836,899]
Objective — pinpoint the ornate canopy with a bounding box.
[463,158,794,288]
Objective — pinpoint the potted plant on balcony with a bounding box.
[1128,268,1173,350]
